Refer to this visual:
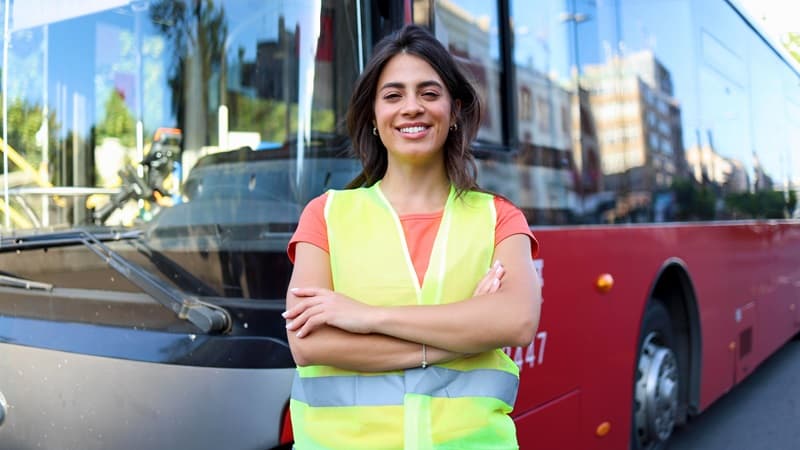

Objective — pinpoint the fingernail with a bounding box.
[281,311,288,318]
[285,320,292,328]
[290,288,299,293]
[492,278,499,286]
[493,260,500,268]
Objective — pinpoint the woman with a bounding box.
[284,24,542,450]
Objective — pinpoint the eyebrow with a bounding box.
[379,80,444,91]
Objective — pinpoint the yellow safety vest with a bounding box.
[290,182,520,450]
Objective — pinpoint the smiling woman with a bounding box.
[373,56,455,168]
[284,24,541,450]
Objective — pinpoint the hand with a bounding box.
[284,288,376,338]
[473,260,505,296]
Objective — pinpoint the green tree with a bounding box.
[671,178,716,221]
[788,190,797,217]
[0,95,60,171]
[149,0,227,146]
[95,90,136,147]
[725,190,795,219]
[231,96,335,144]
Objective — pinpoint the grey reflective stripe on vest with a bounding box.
[292,366,519,407]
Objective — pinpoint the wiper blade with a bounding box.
[0,274,53,291]
[78,230,231,334]
[0,229,142,250]
[5,229,231,334]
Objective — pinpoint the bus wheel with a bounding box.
[632,301,679,450]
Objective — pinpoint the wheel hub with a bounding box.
[634,332,679,449]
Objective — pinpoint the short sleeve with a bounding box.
[494,196,539,259]
[287,193,329,264]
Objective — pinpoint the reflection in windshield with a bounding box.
[2,0,797,233]
[0,0,358,235]
[0,0,362,301]
[432,0,799,224]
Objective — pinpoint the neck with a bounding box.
[379,163,451,215]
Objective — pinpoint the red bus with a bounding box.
[0,1,798,449]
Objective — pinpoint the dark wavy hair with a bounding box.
[345,24,483,194]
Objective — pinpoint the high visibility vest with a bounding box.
[290,182,520,450]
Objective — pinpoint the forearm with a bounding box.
[372,289,541,354]
[289,325,461,372]
[286,237,539,357]
[370,236,542,353]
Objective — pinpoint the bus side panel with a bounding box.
[0,343,294,450]
[519,222,800,448]
[509,227,652,449]
[514,390,581,449]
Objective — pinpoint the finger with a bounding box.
[283,298,322,320]
[283,302,306,320]
[474,262,501,295]
[475,261,506,295]
[489,264,505,293]
[473,273,492,296]
[296,314,327,338]
[486,277,501,294]
[285,299,325,327]
[495,264,506,280]
[287,303,325,331]
[290,287,332,298]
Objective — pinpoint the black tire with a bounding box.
[631,300,679,450]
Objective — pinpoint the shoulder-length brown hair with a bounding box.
[345,24,483,194]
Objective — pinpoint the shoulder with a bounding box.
[493,195,521,217]
[287,193,330,263]
[305,192,329,213]
[296,191,331,224]
[325,186,375,203]
[491,195,540,258]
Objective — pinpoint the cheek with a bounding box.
[373,109,391,126]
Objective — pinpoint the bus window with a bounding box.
[429,0,504,147]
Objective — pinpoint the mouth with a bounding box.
[397,125,430,134]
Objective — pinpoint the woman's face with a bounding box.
[373,53,455,166]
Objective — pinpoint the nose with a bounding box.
[401,96,424,115]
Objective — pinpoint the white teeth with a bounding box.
[399,126,426,134]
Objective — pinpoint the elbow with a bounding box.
[288,339,314,367]
[507,318,536,348]
[507,295,541,347]
[292,352,311,367]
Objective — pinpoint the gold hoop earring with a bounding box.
[372,127,378,136]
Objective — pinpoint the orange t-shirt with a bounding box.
[288,193,538,284]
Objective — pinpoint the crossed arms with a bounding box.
[284,234,542,372]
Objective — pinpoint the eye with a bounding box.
[383,92,401,100]
[422,91,440,99]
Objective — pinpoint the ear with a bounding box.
[451,99,462,123]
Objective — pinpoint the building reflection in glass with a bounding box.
[426,0,799,224]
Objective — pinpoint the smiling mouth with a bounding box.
[398,126,429,134]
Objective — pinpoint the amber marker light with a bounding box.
[595,273,614,293]
[596,421,611,437]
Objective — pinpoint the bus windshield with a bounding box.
[0,0,361,298]
[0,0,360,230]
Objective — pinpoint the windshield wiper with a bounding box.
[3,229,231,334]
[0,274,53,291]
